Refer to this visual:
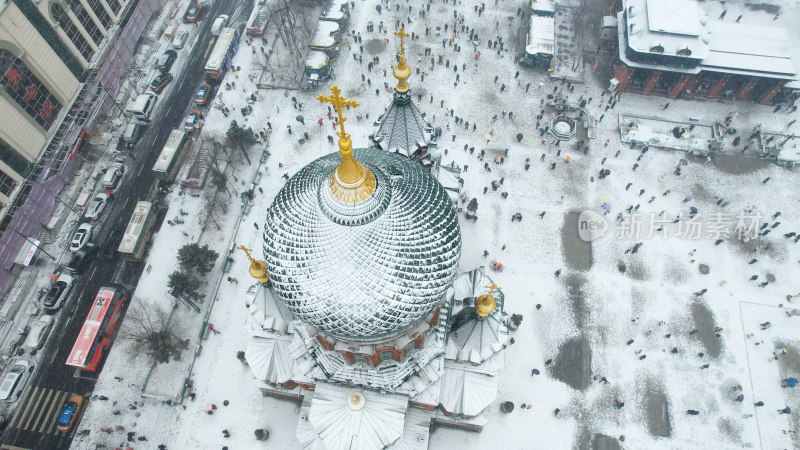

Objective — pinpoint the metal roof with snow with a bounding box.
[246,337,295,385]
[620,0,798,79]
[625,0,710,60]
[305,51,329,70]
[525,15,554,57]
[306,382,408,450]
[372,91,432,157]
[438,368,497,417]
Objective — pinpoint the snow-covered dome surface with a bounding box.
[553,120,572,135]
[263,148,461,342]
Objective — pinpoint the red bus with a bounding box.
[66,287,128,372]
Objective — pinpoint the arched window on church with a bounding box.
[86,0,112,29]
[51,3,95,61]
[0,50,63,130]
[63,0,103,45]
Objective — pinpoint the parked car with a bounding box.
[122,121,145,148]
[211,14,229,35]
[56,394,85,432]
[184,4,202,23]
[156,50,177,72]
[150,72,173,93]
[69,223,94,252]
[83,193,109,221]
[172,30,189,49]
[101,163,124,190]
[23,316,54,351]
[195,83,211,105]
[0,361,30,401]
[43,274,74,310]
[184,110,205,132]
[66,245,97,274]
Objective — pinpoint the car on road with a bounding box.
[150,72,173,93]
[0,361,30,401]
[184,4,202,23]
[83,193,109,222]
[43,273,75,310]
[156,50,177,72]
[211,14,229,35]
[23,315,54,351]
[66,245,97,274]
[122,121,145,148]
[69,223,94,252]
[56,394,85,432]
[172,30,189,49]
[101,162,125,190]
[184,110,205,132]
[195,83,211,105]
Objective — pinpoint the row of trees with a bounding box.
[123,243,219,364]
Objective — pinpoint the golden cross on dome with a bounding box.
[316,85,376,204]
[317,85,359,140]
[484,284,502,294]
[394,27,410,60]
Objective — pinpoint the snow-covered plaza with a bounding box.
[70,0,800,449]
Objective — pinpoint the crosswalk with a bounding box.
[6,386,81,438]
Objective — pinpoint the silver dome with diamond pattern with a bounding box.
[262,148,461,342]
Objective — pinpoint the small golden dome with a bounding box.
[236,245,270,283]
[475,293,497,317]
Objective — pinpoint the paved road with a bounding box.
[0,0,252,448]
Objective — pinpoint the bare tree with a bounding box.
[203,184,228,231]
[121,300,189,364]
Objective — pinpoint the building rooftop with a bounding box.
[619,0,798,80]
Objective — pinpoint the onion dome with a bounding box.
[262,86,461,342]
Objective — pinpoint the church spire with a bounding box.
[317,85,377,204]
[393,27,412,93]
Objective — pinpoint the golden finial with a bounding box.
[475,284,501,317]
[346,391,366,411]
[317,86,376,204]
[393,27,412,93]
[236,245,270,283]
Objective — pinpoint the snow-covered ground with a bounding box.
[72,0,800,449]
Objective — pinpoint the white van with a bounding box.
[211,15,229,36]
[126,92,158,122]
[0,360,30,401]
[122,122,145,148]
